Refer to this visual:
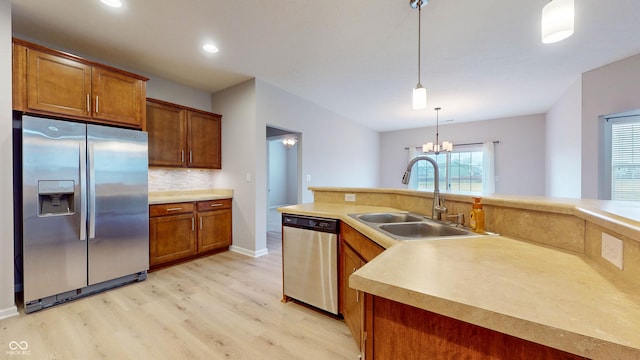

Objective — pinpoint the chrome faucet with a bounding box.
[402,155,447,220]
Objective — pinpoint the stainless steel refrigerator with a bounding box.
[21,115,149,313]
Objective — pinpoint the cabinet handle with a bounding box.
[189,150,193,164]
[192,217,195,231]
[353,267,359,302]
[210,203,223,207]
[181,150,185,163]
[200,217,203,230]
[86,94,90,112]
[95,96,99,113]
[166,207,182,212]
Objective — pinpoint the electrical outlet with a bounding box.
[601,233,624,270]
[345,193,356,202]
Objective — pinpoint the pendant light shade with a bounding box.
[541,0,574,44]
[413,85,427,110]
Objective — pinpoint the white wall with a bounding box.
[255,80,380,203]
[545,76,582,198]
[0,0,18,319]
[581,53,640,199]
[145,75,213,113]
[380,114,546,196]
[210,80,263,255]
[268,140,288,207]
[211,79,379,256]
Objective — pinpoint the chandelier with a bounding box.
[422,107,452,154]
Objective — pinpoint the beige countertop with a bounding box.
[279,202,640,360]
[149,189,233,205]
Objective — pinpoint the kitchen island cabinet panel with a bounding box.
[340,223,384,357]
[367,295,587,360]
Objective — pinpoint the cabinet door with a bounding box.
[187,111,221,169]
[343,243,365,352]
[198,209,232,252]
[92,67,144,128]
[146,100,187,167]
[149,213,197,266]
[26,49,91,118]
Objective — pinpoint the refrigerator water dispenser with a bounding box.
[38,180,74,216]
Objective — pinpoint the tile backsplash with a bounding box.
[148,168,216,191]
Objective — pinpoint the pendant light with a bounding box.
[423,107,452,154]
[411,0,428,110]
[541,0,574,44]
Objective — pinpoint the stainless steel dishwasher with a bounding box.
[282,214,339,315]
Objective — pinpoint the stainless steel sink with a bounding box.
[378,222,473,238]
[349,212,481,241]
[355,212,424,223]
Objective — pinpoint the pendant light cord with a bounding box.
[417,1,422,85]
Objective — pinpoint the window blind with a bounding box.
[611,121,640,201]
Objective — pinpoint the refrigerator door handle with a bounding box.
[79,142,87,241]
[88,143,96,239]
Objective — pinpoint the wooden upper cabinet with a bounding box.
[146,100,187,166]
[188,111,221,169]
[12,38,148,129]
[26,48,92,118]
[92,67,145,127]
[147,98,222,169]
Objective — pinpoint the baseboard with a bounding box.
[0,305,19,320]
[230,245,269,258]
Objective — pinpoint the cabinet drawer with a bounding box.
[197,199,231,212]
[150,202,194,217]
[341,223,384,262]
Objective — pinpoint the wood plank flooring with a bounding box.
[0,232,359,359]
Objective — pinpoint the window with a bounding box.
[409,148,484,193]
[608,116,640,201]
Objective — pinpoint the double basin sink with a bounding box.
[349,212,481,241]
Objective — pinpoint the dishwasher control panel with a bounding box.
[282,214,339,234]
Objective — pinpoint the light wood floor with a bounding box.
[0,232,359,359]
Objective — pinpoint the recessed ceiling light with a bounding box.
[100,0,122,8]
[202,44,219,54]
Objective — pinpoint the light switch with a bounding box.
[306,174,311,183]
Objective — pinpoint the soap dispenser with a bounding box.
[469,197,485,233]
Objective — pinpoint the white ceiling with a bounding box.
[10,0,640,132]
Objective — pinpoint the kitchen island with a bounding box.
[279,188,640,360]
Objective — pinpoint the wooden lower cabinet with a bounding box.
[149,212,196,266]
[340,224,384,357]
[149,199,232,269]
[197,200,232,252]
[342,244,364,349]
[364,295,588,360]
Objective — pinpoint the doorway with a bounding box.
[266,126,301,236]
